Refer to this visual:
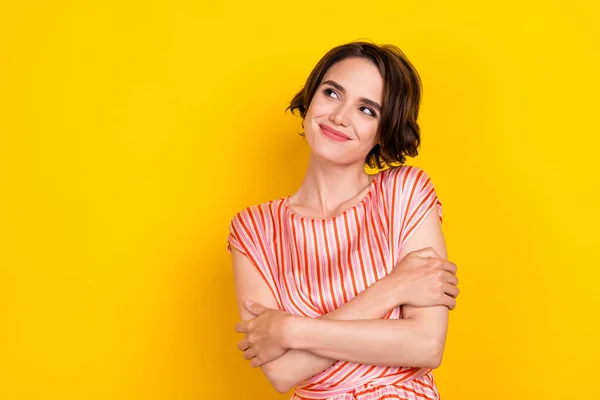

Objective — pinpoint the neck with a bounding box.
[290,153,374,217]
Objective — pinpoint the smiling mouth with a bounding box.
[319,124,351,142]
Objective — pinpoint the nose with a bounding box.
[329,103,351,127]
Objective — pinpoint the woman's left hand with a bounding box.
[235,300,293,367]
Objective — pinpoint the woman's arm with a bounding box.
[232,247,405,393]
[283,208,450,367]
[233,208,454,393]
[284,317,439,368]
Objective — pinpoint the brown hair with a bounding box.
[286,40,423,169]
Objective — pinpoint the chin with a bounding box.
[309,139,358,166]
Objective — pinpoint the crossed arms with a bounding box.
[231,208,459,394]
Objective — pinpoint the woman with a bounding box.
[227,41,459,399]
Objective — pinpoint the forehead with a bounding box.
[321,57,383,102]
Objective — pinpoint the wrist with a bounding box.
[384,273,407,307]
[282,314,312,350]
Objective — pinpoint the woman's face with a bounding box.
[304,57,383,166]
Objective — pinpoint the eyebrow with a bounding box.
[321,80,382,112]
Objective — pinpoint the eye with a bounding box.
[323,88,340,99]
[360,106,377,118]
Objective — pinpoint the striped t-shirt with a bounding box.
[228,165,444,399]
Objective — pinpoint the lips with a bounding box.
[319,124,351,142]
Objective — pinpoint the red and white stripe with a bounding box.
[228,165,444,399]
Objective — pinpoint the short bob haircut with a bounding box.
[286,41,423,169]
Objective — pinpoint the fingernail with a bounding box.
[245,299,253,307]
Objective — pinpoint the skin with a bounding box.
[287,57,383,219]
[231,57,459,394]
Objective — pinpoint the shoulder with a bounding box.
[378,164,434,192]
[228,197,286,255]
[229,197,286,231]
[380,165,441,221]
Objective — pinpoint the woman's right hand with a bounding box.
[390,247,459,310]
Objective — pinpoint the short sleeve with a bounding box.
[227,206,280,304]
[227,212,247,255]
[399,166,443,248]
[227,208,263,259]
[386,166,443,257]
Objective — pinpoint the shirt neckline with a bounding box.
[282,171,383,221]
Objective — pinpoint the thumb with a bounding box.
[245,299,266,315]
[409,246,440,259]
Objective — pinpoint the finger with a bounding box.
[444,272,458,286]
[444,283,460,298]
[442,261,457,274]
[409,246,440,259]
[237,339,250,351]
[444,295,457,310]
[243,347,255,360]
[250,356,262,368]
[234,322,247,333]
[245,300,267,316]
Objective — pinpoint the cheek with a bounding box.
[306,97,330,118]
[304,100,328,137]
[359,123,380,146]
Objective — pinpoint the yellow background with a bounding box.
[1,1,598,398]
